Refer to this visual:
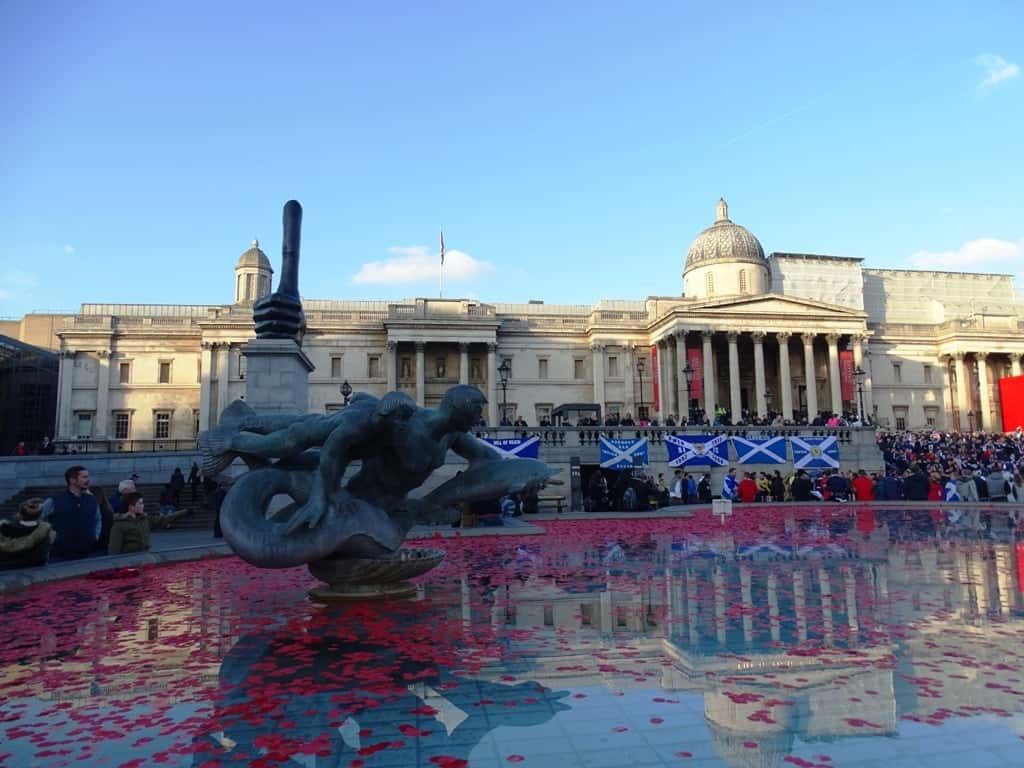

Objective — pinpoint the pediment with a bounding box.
[685,293,866,318]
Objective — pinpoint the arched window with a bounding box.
[706,272,715,296]
[236,274,243,302]
[739,269,748,294]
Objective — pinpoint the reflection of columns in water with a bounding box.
[818,568,833,645]
[460,576,472,625]
[844,568,859,634]
[739,564,753,644]
[793,570,808,643]
[686,570,699,647]
[600,589,613,634]
[714,565,727,645]
[767,572,781,643]
[994,545,1014,616]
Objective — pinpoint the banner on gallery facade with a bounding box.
[790,435,840,469]
[665,434,729,467]
[480,436,541,460]
[999,375,1024,432]
[599,437,649,469]
[686,347,704,401]
[650,345,660,414]
[840,350,855,402]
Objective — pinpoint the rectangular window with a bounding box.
[400,357,412,379]
[435,357,447,378]
[155,411,171,439]
[923,364,932,384]
[76,412,93,439]
[536,404,553,424]
[501,357,513,378]
[159,361,172,384]
[543,604,554,627]
[924,406,938,427]
[331,356,342,379]
[580,603,594,627]
[193,411,200,436]
[114,412,130,440]
[470,359,481,382]
[118,361,131,384]
[606,402,623,418]
[538,358,549,380]
[368,355,381,379]
[237,351,247,379]
[196,358,202,384]
[892,363,902,384]
[608,356,619,378]
[574,358,585,380]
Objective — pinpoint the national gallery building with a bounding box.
[18,199,1024,442]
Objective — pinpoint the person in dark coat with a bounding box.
[43,465,99,560]
[0,498,54,569]
[188,463,202,504]
[878,471,903,501]
[791,470,814,501]
[902,466,930,501]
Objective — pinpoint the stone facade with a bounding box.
[11,200,1021,440]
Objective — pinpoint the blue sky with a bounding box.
[1,1,1021,316]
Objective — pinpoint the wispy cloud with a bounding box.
[63,244,75,255]
[352,245,493,285]
[910,237,1022,270]
[976,54,1019,89]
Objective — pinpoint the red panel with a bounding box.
[687,347,704,401]
[999,375,1024,432]
[840,350,855,401]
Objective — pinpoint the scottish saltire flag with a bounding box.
[599,437,649,469]
[731,435,787,465]
[790,435,840,469]
[481,435,540,459]
[665,434,729,467]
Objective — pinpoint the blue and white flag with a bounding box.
[731,435,788,465]
[481,435,540,460]
[599,437,649,469]
[665,434,730,467]
[790,435,840,469]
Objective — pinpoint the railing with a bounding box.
[470,425,874,447]
[52,439,199,454]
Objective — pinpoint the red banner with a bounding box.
[1017,543,1024,594]
[839,350,854,402]
[687,347,704,401]
[1000,375,1024,432]
[650,345,660,414]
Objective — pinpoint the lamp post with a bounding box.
[682,362,695,425]
[852,367,866,424]
[340,380,352,407]
[765,387,774,421]
[636,357,645,420]
[498,359,511,424]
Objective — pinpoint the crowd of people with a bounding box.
[0,463,208,569]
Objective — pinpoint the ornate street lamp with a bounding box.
[636,357,645,419]
[498,359,511,423]
[340,380,352,407]
[682,362,696,424]
[852,367,866,424]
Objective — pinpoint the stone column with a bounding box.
[668,334,681,420]
[727,332,741,422]
[852,335,866,421]
[752,332,767,418]
[657,340,671,419]
[216,344,230,425]
[702,331,715,421]
[623,346,635,418]
[386,342,397,391]
[57,350,75,439]
[94,350,111,438]
[827,334,842,416]
[977,352,992,431]
[1013,355,1022,378]
[414,342,426,407]
[198,342,213,431]
[803,334,818,421]
[954,352,969,429]
[459,343,469,385]
[778,332,793,422]
[486,343,498,426]
[940,356,953,429]
[592,343,606,414]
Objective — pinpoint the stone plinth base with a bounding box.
[241,338,314,416]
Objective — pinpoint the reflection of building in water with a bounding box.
[453,539,1024,767]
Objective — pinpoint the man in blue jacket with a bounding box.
[44,465,100,560]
